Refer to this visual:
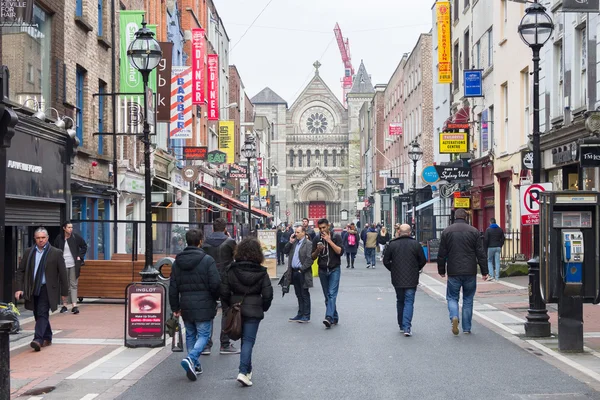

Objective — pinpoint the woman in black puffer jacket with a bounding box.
[220,238,273,387]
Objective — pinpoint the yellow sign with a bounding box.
[440,132,468,153]
[218,120,235,164]
[260,187,267,197]
[436,1,452,83]
[454,197,470,209]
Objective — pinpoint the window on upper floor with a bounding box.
[333,150,337,167]
[340,150,345,167]
[76,0,83,17]
[76,67,86,145]
[554,42,564,117]
[465,0,469,9]
[26,64,33,83]
[464,30,470,69]
[289,150,294,167]
[475,41,480,69]
[454,0,459,21]
[98,81,106,155]
[298,150,303,167]
[521,69,530,142]
[307,150,311,167]
[98,0,104,36]
[501,0,507,40]
[453,42,459,92]
[577,26,587,108]
[502,82,508,152]
[488,29,493,68]
[324,150,329,167]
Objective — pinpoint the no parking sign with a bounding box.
[520,183,552,225]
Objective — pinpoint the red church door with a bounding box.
[309,201,327,221]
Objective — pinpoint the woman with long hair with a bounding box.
[377,226,391,261]
[220,238,273,387]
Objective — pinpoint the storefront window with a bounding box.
[1,5,51,109]
[505,184,512,231]
[583,168,598,191]
[548,169,563,191]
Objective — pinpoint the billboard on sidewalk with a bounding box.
[207,54,219,120]
[170,66,192,139]
[257,230,277,279]
[125,282,166,348]
[436,1,452,83]
[191,28,205,105]
[218,121,235,164]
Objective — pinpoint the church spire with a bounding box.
[313,60,322,76]
[349,60,374,94]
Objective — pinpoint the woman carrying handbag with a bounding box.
[220,238,273,387]
[377,226,391,262]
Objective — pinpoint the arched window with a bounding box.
[315,150,321,166]
[298,150,303,167]
[289,150,294,167]
[323,150,329,167]
[306,150,311,167]
[340,150,345,167]
[332,150,337,167]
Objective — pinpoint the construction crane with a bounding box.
[334,23,354,107]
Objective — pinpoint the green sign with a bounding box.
[358,189,366,197]
[207,150,227,165]
[119,11,157,95]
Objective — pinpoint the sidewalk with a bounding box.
[9,301,171,399]
[419,263,600,386]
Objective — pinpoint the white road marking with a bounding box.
[66,347,127,380]
[10,330,63,352]
[79,395,99,400]
[476,274,528,290]
[111,347,162,380]
[27,397,44,400]
[51,338,123,346]
[527,340,600,382]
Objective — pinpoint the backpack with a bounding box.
[347,233,356,246]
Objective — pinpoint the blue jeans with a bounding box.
[239,318,261,374]
[365,248,376,266]
[487,247,501,279]
[446,275,477,332]
[319,267,341,322]
[184,320,212,368]
[394,287,416,331]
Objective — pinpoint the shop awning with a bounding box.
[198,184,273,218]
[408,197,441,214]
[154,177,231,212]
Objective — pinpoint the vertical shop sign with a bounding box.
[207,54,219,120]
[170,66,192,139]
[218,120,235,164]
[191,28,205,105]
[436,2,452,83]
[156,42,173,122]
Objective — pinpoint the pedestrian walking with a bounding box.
[311,218,344,328]
[365,225,378,268]
[360,223,370,247]
[53,221,88,314]
[483,218,505,282]
[220,238,273,387]
[383,224,427,337]
[377,226,391,262]
[276,225,286,265]
[302,217,316,240]
[342,223,359,268]
[15,227,68,351]
[283,225,313,322]
[202,218,239,355]
[437,209,488,335]
[170,228,221,381]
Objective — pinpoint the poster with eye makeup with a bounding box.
[125,283,166,347]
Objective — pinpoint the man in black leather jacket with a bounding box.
[483,218,505,281]
[438,209,488,335]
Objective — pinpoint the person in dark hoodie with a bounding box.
[202,218,239,355]
[170,228,221,381]
[483,218,505,282]
[220,238,273,387]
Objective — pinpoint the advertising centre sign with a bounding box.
[520,183,552,225]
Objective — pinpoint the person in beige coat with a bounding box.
[365,226,378,268]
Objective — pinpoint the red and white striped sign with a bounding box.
[207,54,219,121]
[191,28,205,105]
[170,66,192,139]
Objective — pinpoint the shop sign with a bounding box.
[454,197,470,209]
[125,283,166,348]
[191,28,205,105]
[563,0,599,12]
[484,197,495,208]
[387,177,403,188]
[580,145,600,167]
[0,0,34,25]
[156,42,173,122]
[421,165,440,184]
[207,54,219,120]
[229,163,247,179]
[481,109,489,152]
[123,175,145,194]
[170,66,192,139]
[436,1,452,83]
[552,142,578,165]
[472,193,481,210]
[464,70,483,97]
[183,146,208,160]
[207,150,226,165]
[439,132,468,153]
[357,188,366,198]
[259,187,268,197]
[522,151,534,170]
[389,123,403,136]
[218,121,235,165]
[182,166,198,182]
[434,166,471,180]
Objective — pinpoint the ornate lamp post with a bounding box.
[241,136,256,235]
[518,1,553,337]
[407,140,423,239]
[127,18,162,281]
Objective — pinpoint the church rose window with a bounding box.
[306,112,328,134]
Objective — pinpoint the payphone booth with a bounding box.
[539,191,600,352]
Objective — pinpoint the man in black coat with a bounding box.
[15,227,68,351]
[54,221,88,314]
[483,218,505,281]
[283,225,314,323]
[383,224,427,337]
[202,218,238,355]
[438,209,488,335]
[170,228,221,381]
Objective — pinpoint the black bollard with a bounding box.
[0,320,12,399]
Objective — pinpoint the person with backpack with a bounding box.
[202,218,239,355]
[342,223,359,268]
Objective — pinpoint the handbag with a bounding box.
[165,313,183,352]
[223,292,247,341]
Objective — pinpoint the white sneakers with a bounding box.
[237,372,253,387]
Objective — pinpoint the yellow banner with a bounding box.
[218,120,235,164]
[454,198,470,209]
[436,1,452,83]
[260,187,267,197]
[439,132,468,153]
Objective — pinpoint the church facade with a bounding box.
[252,61,374,228]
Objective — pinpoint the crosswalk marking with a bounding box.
[79,394,99,400]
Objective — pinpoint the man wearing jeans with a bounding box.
[170,229,221,381]
[383,224,427,336]
[312,218,344,329]
[438,209,488,335]
[484,218,505,281]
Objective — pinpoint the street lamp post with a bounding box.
[408,140,423,240]
[241,136,256,236]
[518,1,553,337]
[127,18,163,282]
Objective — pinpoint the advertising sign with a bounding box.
[0,0,34,24]
[389,123,403,136]
[146,86,155,126]
[207,54,219,120]
[120,12,157,94]
[387,177,403,186]
[257,157,264,178]
[439,132,468,153]
[434,166,471,181]
[156,42,173,122]
[421,165,440,184]
[191,28,205,105]
[520,183,552,225]
[580,145,600,167]
[379,169,391,178]
[563,0,599,12]
[183,146,208,160]
[522,151,534,170]
[257,230,277,278]
[481,109,489,152]
[170,66,192,139]
[436,1,452,83]
[218,121,235,164]
[182,166,198,182]
[464,70,483,97]
[454,197,470,209]
[125,283,166,348]
[207,150,227,164]
[229,163,247,179]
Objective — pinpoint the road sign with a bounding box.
[285,210,290,216]
[520,183,552,225]
[379,169,391,178]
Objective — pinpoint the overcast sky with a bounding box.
[213,0,434,105]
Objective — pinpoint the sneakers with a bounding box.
[201,347,211,355]
[72,306,80,314]
[463,331,471,334]
[366,264,371,269]
[399,328,404,333]
[346,264,350,268]
[298,317,310,323]
[59,306,68,313]
[195,365,203,374]
[220,344,240,355]
[181,357,197,381]
[288,315,302,322]
[323,318,332,329]
[451,317,459,336]
[237,372,253,387]
[404,330,412,337]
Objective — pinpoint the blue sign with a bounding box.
[464,69,483,97]
[421,165,440,184]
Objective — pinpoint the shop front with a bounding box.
[469,156,495,231]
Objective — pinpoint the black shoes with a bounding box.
[72,306,79,314]
[60,306,68,313]
[323,317,332,329]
